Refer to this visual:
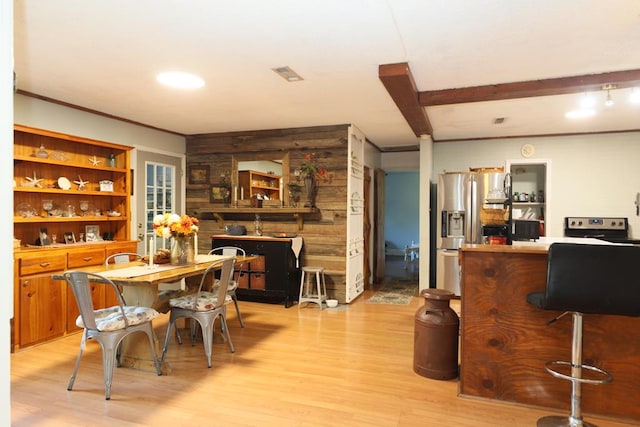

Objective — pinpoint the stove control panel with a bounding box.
[565,216,628,231]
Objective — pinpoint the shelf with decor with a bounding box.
[512,202,545,208]
[194,206,317,231]
[507,159,548,236]
[238,170,282,200]
[13,124,133,246]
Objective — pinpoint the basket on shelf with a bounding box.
[480,207,509,225]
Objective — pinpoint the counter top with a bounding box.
[462,236,616,254]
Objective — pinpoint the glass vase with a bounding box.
[170,235,195,266]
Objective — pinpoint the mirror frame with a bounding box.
[232,152,290,203]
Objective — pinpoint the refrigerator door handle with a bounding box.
[503,173,511,194]
[441,210,448,238]
[467,177,475,243]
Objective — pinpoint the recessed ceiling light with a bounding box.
[272,66,304,82]
[156,71,205,89]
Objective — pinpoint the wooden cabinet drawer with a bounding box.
[68,248,106,268]
[20,254,66,276]
[235,270,249,288]
[248,255,265,271]
[249,272,266,290]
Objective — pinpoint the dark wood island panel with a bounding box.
[459,244,640,424]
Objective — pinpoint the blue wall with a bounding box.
[384,171,419,253]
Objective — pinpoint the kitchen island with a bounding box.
[459,241,640,424]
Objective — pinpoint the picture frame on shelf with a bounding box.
[210,184,231,204]
[37,227,50,246]
[85,225,100,242]
[188,164,210,185]
[63,232,76,244]
[99,180,114,192]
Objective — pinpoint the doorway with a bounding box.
[383,171,419,283]
[135,150,184,255]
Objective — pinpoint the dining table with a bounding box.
[56,254,257,373]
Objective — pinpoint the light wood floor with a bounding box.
[11,291,634,427]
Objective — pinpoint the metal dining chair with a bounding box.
[60,270,162,400]
[209,246,247,327]
[161,256,236,368]
[105,252,142,265]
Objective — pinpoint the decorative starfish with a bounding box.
[88,156,101,166]
[25,171,44,188]
[74,176,89,190]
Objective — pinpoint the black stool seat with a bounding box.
[527,243,640,317]
[527,243,640,427]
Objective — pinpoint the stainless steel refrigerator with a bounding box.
[435,171,510,295]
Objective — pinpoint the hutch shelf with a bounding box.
[13,124,133,245]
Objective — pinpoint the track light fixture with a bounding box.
[565,83,640,119]
[602,84,616,107]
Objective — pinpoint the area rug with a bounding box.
[367,280,418,305]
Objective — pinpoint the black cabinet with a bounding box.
[211,236,300,307]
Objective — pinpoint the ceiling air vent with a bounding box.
[272,66,304,82]
[493,117,506,125]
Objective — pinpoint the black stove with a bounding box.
[564,216,640,244]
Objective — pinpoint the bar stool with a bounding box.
[526,243,640,427]
[298,266,327,309]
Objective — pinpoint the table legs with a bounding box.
[120,283,171,374]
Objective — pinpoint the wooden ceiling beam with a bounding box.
[378,62,433,137]
[419,69,640,106]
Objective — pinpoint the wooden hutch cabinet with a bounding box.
[12,125,137,350]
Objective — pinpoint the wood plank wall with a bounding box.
[185,124,351,301]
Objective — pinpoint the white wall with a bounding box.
[2,2,13,424]
[433,132,640,238]
[14,94,185,154]
[381,151,420,171]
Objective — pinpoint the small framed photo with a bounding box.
[38,228,51,246]
[99,180,114,192]
[189,164,210,185]
[85,225,100,242]
[210,184,230,203]
[64,232,76,244]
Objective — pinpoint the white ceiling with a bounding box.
[13,0,640,150]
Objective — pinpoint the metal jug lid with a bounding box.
[420,288,455,300]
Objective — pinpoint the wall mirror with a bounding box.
[232,152,290,203]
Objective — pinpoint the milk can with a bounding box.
[413,288,459,380]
